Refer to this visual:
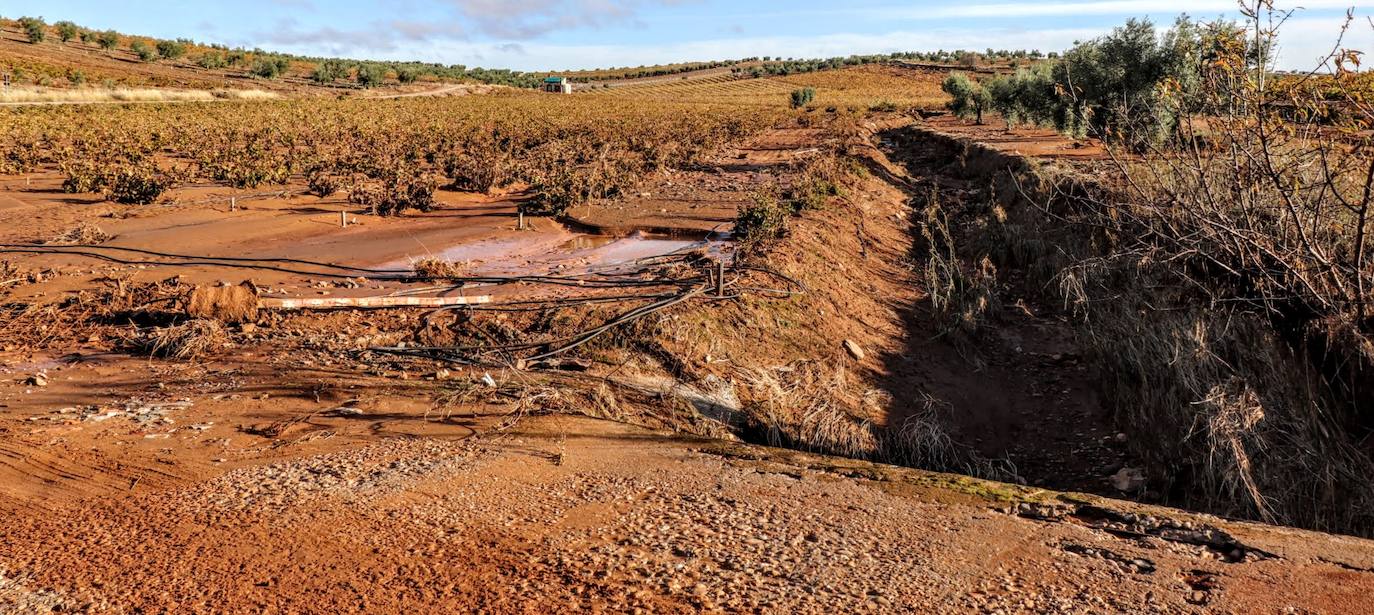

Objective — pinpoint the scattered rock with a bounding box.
[25,374,47,387]
[842,339,865,361]
[1110,467,1146,492]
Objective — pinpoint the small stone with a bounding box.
[239,323,258,335]
[842,339,865,361]
[1110,467,1146,492]
[26,374,47,387]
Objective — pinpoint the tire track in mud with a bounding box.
[0,440,186,510]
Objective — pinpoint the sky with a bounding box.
[6,1,1373,71]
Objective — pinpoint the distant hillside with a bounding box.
[0,15,1047,94]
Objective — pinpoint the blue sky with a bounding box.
[8,1,1372,70]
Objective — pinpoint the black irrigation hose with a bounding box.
[3,243,411,275]
[1,244,717,287]
[0,247,388,280]
[373,274,755,367]
[374,288,700,362]
[524,286,706,363]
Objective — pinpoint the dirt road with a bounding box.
[1,412,1371,613]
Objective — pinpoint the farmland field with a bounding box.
[2,7,1374,614]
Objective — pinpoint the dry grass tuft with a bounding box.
[413,258,472,280]
[185,283,259,324]
[131,319,228,360]
[46,223,112,245]
[917,188,998,341]
[738,361,1014,481]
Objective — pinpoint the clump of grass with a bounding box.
[47,223,112,245]
[734,189,792,252]
[738,361,1014,481]
[413,258,471,279]
[130,319,227,360]
[917,189,999,339]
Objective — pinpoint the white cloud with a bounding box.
[878,1,1370,20]
[374,27,1108,70]
[248,1,1372,70]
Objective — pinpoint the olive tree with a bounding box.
[941,73,991,124]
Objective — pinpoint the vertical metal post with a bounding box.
[230,197,237,212]
[340,211,347,228]
[716,260,725,298]
[518,210,525,231]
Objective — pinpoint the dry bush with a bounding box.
[1080,300,1374,532]
[442,141,514,194]
[412,258,471,279]
[348,168,436,216]
[305,163,343,197]
[737,361,1012,480]
[185,283,259,323]
[60,161,107,194]
[47,223,112,245]
[104,164,180,204]
[129,319,228,360]
[916,189,999,339]
[968,7,1374,535]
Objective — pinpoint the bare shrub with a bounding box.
[738,361,1012,480]
[47,223,111,245]
[130,319,228,360]
[974,5,1374,534]
[413,258,470,279]
[104,164,180,204]
[734,188,792,254]
[917,189,999,338]
[185,283,259,324]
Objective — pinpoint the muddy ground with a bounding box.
[0,116,1372,613]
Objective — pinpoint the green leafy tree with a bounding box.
[55,20,79,43]
[941,73,991,124]
[789,87,815,108]
[252,57,289,79]
[310,60,349,84]
[196,52,227,69]
[356,63,386,88]
[130,39,157,62]
[395,66,421,84]
[19,16,46,43]
[96,30,119,51]
[156,39,187,60]
[984,63,1057,129]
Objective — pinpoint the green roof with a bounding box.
[544,76,566,83]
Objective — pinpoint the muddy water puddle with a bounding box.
[383,229,731,275]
